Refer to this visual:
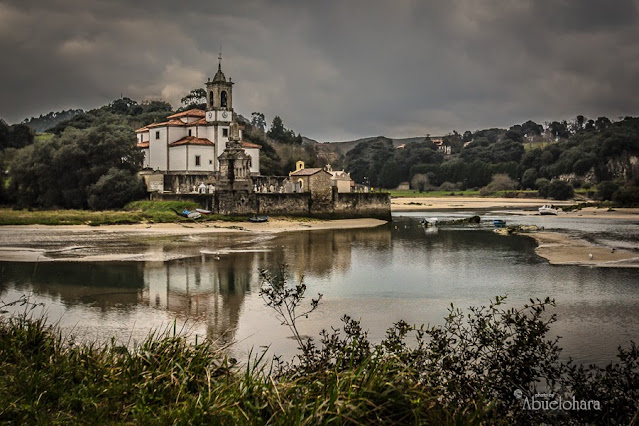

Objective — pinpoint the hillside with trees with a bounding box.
[3,86,639,210]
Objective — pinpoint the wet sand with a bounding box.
[391,196,574,211]
[524,231,639,268]
[0,218,387,262]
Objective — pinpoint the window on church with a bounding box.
[188,129,192,136]
[220,91,227,108]
[209,159,213,165]
[209,91,214,107]
[195,155,201,166]
[222,128,228,137]
[155,131,160,140]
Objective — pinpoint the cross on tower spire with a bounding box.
[218,46,222,70]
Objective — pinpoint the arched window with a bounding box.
[209,91,214,107]
[220,91,227,108]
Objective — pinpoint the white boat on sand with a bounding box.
[538,205,558,215]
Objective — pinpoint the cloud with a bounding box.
[0,0,638,140]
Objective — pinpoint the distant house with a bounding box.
[431,137,451,155]
[325,164,353,193]
[396,182,410,191]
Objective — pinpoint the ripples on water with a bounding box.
[0,212,638,365]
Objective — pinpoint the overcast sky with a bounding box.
[1,0,638,141]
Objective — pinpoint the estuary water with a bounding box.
[1,212,638,365]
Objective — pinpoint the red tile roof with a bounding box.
[290,167,325,176]
[167,109,206,119]
[191,118,208,125]
[137,142,149,148]
[242,141,262,149]
[135,126,149,133]
[147,119,188,128]
[169,136,215,147]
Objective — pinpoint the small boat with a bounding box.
[493,219,506,227]
[195,208,212,215]
[170,208,202,220]
[248,215,268,223]
[538,205,558,215]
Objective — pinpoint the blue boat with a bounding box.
[493,219,506,227]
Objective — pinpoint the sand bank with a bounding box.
[0,218,387,262]
[391,196,574,211]
[523,231,639,268]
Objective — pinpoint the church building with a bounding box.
[136,60,260,192]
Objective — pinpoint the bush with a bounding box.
[597,180,620,201]
[487,173,517,192]
[547,180,574,200]
[535,178,551,198]
[259,269,639,425]
[612,186,639,206]
[87,168,146,210]
[438,181,458,191]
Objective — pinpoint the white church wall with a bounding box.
[149,127,167,170]
[170,127,187,142]
[188,145,216,172]
[169,146,187,171]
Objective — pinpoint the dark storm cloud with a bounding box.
[1,0,638,140]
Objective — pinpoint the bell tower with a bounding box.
[205,51,234,123]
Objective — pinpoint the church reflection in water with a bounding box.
[0,224,392,346]
[141,252,256,345]
[139,225,392,345]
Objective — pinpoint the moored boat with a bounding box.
[538,205,558,215]
[248,215,268,223]
[170,208,202,220]
[195,208,212,215]
[493,219,506,227]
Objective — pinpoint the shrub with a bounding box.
[521,168,538,189]
[87,168,146,210]
[547,180,574,200]
[612,186,639,206]
[596,180,620,201]
[438,181,457,191]
[536,178,551,198]
[487,173,517,192]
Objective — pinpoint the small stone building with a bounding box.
[289,162,333,196]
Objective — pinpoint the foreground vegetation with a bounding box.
[1,268,638,424]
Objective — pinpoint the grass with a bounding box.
[0,201,247,226]
[0,305,473,424]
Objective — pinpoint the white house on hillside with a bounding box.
[136,61,260,180]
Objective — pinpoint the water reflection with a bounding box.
[1,217,638,365]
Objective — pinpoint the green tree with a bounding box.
[180,88,207,110]
[536,178,551,198]
[251,112,266,132]
[10,124,142,209]
[267,116,286,141]
[547,180,574,200]
[597,181,620,201]
[87,168,146,210]
[521,168,538,189]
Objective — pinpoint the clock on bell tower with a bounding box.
[206,52,234,123]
